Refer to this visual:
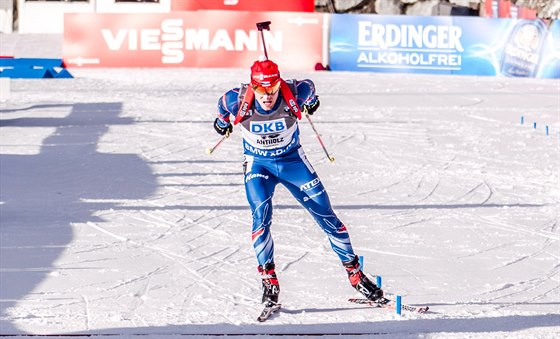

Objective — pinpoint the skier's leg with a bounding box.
[279,149,383,301]
[259,263,279,304]
[343,256,384,301]
[244,155,280,303]
[279,149,356,263]
[244,155,278,267]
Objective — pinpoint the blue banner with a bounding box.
[329,14,559,78]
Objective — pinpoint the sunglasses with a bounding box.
[252,81,281,95]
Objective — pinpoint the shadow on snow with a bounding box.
[0,103,157,333]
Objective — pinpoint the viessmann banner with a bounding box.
[63,11,323,70]
[170,0,314,12]
[329,14,559,78]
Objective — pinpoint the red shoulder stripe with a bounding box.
[233,86,255,125]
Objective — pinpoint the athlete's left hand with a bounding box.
[304,96,320,115]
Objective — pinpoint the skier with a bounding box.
[213,58,383,307]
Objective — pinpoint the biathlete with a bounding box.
[213,58,383,306]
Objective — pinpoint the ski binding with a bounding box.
[257,301,281,322]
[349,297,429,314]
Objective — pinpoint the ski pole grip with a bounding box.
[256,21,271,31]
[396,295,402,315]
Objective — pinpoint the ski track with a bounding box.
[478,216,560,241]
[1,69,558,337]
[82,221,243,300]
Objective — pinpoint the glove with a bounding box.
[303,96,320,115]
[213,118,232,136]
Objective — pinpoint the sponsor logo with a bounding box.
[357,283,371,295]
[257,134,284,146]
[100,19,284,64]
[250,118,287,134]
[287,17,320,26]
[66,57,101,66]
[244,137,297,157]
[288,98,300,113]
[245,173,269,183]
[239,101,250,118]
[300,178,321,191]
[356,22,464,71]
[245,143,268,156]
[500,20,547,77]
[303,189,325,202]
[253,73,279,81]
[358,22,464,51]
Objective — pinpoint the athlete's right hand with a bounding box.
[214,118,232,136]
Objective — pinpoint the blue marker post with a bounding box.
[546,125,549,136]
[396,295,402,315]
[359,256,383,290]
[359,255,383,289]
[521,116,524,124]
[534,121,537,129]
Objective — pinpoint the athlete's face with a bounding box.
[254,89,280,111]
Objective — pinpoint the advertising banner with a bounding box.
[64,13,198,68]
[329,14,559,78]
[63,11,323,70]
[170,0,315,12]
[192,11,323,70]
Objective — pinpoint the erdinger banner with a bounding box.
[63,11,323,70]
[329,14,559,78]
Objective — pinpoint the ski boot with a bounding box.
[258,263,280,305]
[343,256,384,302]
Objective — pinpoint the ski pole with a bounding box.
[256,20,334,164]
[209,20,269,157]
[256,21,272,60]
[206,134,228,155]
[304,109,335,164]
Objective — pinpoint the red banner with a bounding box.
[170,0,315,12]
[63,11,323,71]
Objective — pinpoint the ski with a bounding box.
[257,302,281,322]
[349,297,429,314]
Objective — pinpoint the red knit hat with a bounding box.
[250,59,280,88]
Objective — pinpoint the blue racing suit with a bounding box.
[216,79,357,267]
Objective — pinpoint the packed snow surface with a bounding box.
[0,68,559,338]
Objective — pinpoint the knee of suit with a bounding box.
[315,216,346,235]
[251,202,273,230]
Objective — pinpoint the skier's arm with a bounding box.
[214,88,240,135]
[296,79,320,115]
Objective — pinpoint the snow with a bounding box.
[0,68,559,338]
